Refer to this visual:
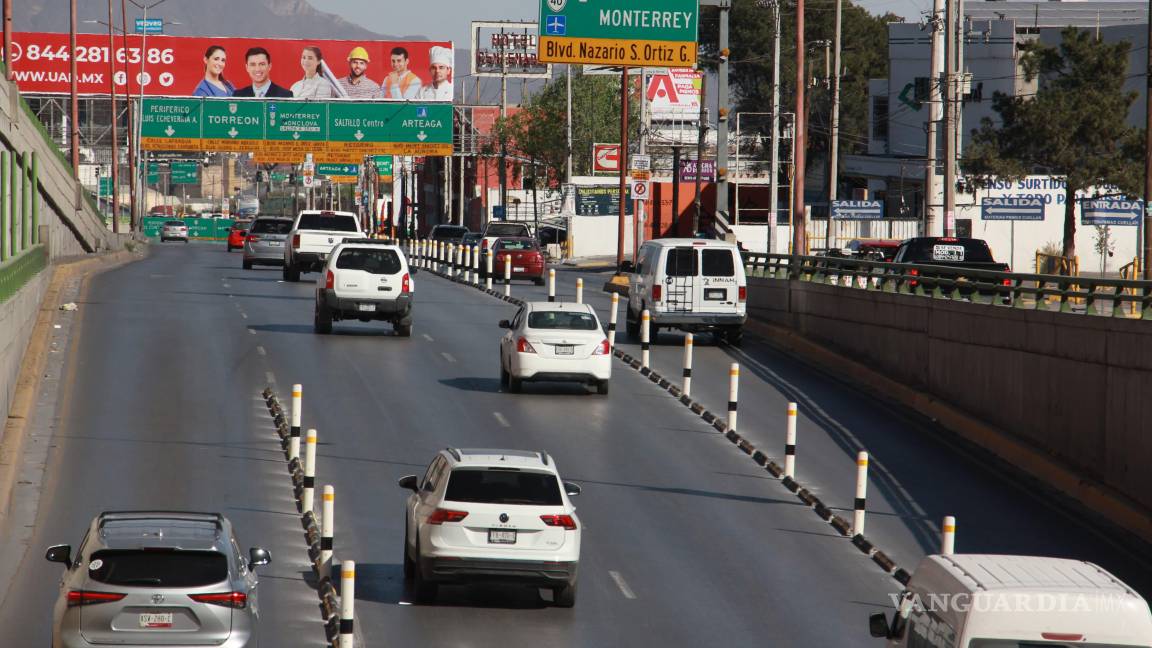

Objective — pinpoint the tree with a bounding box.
[963,27,1143,260]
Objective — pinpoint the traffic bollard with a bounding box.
[785,402,798,479]
[486,250,494,290]
[941,516,956,555]
[640,309,651,368]
[548,269,556,302]
[464,245,472,283]
[504,254,512,297]
[339,561,355,648]
[303,429,317,515]
[290,383,302,443]
[472,245,480,285]
[457,244,464,278]
[321,485,335,582]
[682,333,694,397]
[422,239,429,269]
[727,363,740,433]
[853,451,869,536]
[608,293,619,349]
[433,241,440,272]
[576,277,584,304]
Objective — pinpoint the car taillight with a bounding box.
[652,284,662,301]
[517,337,537,354]
[189,592,248,609]
[292,234,301,248]
[738,286,747,302]
[428,508,469,525]
[66,590,126,607]
[593,339,610,355]
[909,268,920,276]
[540,514,577,530]
[246,234,260,242]
[325,270,334,289]
[401,272,411,294]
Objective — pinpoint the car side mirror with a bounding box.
[563,481,582,497]
[398,475,419,492]
[248,547,271,568]
[869,613,892,638]
[619,260,634,273]
[45,544,72,569]
[498,319,511,329]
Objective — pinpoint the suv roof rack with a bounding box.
[97,511,224,532]
[445,447,462,461]
[538,451,550,466]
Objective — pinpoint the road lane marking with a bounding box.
[248,329,256,335]
[440,352,456,363]
[422,334,434,342]
[240,312,248,319]
[257,346,266,356]
[265,371,276,385]
[609,571,637,599]
[223,283,231,288]
[493,412,510,428]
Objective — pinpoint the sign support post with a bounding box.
[617,65,629,268]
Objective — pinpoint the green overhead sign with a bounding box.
[372,155,394,176]
[317,163,359,176]
[538,0,699,67]
[170,161,199,184]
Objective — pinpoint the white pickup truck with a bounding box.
[283,210,365,282]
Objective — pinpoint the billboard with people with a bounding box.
[6,32,455,102]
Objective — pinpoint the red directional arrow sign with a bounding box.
[593,143,620,173]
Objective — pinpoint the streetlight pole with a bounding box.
[1144,0,1152,277]
[120,0,136,229]
[69,0,80,175]
[793,0,808,255]
[107,0,120,233]
[828,0,843,247]
[3,0,11,81]
[128,0,169,229]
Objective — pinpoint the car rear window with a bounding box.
[904,239,995,263]
[251,219,292,234]
[497,239,537,251]
[297,213,359,232]
[701,249,736,277]
[665,248,699,277]
[485,223,530,237]
[164,221,184,226]
[432,226,468,240]
[444,468,563,506]
[336,248,403,274]
[86,550,228,588]
[527,310,597,330]
[232,221,252,231]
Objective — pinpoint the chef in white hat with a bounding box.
[415,46,453,101]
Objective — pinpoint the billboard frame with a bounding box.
[470,21,552,79]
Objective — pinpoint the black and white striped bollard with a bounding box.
[303,428,317,514]
[681,333,693,396]
[486,250,494,291]
[853,451,869,536]
[339,560,355,648]
[504,254,512,297]
[608,293,619,349]
[472,245,480,285]
[290,383,302,444]
[321,485,335,581]
[785,402,798,478]
[548,269,556,302]
[640,309,651,368]
[727,363,740,432]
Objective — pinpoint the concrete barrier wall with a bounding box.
[0,271,47,426]
[748,277,1152,512]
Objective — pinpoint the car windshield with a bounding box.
[164,221,184,226]
[444,468,563,506]
[497,239,537,251]
[297,212,359,232]
[251,219,292,234]
[86,549,228,588]
[527,310,598,330]
[336,248,403,275]
[486,223,529,237]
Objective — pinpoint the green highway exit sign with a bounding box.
[538,0,699,67]
[318,163,360,176]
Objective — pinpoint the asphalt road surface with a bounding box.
[0,243,1146,647]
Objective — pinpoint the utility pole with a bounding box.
[793,0,808,255]
[828,0,843,249]
[943,0,957,238]
[69,0,80,175]
[769,0,781,254]
[925,0,944,236]
[1145,0,1152,277]
[616,66,630,267]
[120,0,136,229]
[499,34,508,212]
[694,74,708,234]
[107,0,120,232]
[716,4,731,237]
[3,0,11,81]
[566,64,573,184]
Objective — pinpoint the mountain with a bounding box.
[16,0,422,40]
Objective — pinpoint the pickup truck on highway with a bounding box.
[891,236,1012,297]
[283,210,365,282]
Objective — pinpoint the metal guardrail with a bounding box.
[744,253,1152,320]
[0,244,48,305]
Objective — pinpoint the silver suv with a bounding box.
[46,511,270,648]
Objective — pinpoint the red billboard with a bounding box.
[7,32,455,102]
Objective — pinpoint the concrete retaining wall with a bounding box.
[748,277,1152,513]
[0,271,48,427]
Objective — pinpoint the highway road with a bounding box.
[0,242,1147,646]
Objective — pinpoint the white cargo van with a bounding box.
[870,554,1152,647]
[623,239,748,345]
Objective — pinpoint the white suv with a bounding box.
[315,240,413,336]
[398,448,582,607]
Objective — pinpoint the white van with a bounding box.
[870,554,1152,647]
[623,239,748,345]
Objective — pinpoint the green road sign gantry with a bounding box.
[538,0,699,67]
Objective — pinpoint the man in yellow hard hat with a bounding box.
[336,46,380,99]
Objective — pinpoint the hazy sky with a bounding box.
[322,0,931,46]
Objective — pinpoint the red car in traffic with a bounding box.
[227,219,253,251]
[492,237,546,285]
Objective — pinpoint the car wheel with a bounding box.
[500,363,510,390]
[553,580,577,608]
[412,540,437,604]
[242,259,253,270]
[284,265,300,282]
[596,380,609,396]
[227,244,234,252]
[395,322,412,337]
[534,276,545,286]
[508,373,523,394]
[725,327,744,347]
[314,303,333,334]
[403,524,415,581]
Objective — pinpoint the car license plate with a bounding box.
[555,345,574,355]
[705,288,726,300]
[514,267,526,272]
[488,529,517,544]
[358,303,375,312]
[268,241,282,246]
[139,613,173,628]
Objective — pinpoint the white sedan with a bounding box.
[499,302,612,394]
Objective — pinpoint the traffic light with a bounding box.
[289,173,297,184]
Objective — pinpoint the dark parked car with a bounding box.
[429,225,470,244]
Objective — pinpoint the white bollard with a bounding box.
[321,485,335,582]
[464,245,472,283]
[853,451,869,536]
[640,309,651,368]
[422,239,429,269]
[303,429,317,514]
[784,402,798,479]
[548,268,556,302]
[457,244,464,278]
[339,560,355,648]
[290,383,302,442]
[486,249,494,291]
[576,277,584,304]
[727,363,740,432]
[682,333,694,396]
[941,516,956,555]
[472,245,480,285]
[504,254,512,297]
[608,293,619,349]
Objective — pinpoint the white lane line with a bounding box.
[223,283,231,288]
[440,352,456,363]
[240,312,248,319]
[265,371,276,385]
[493,412,510,428]
[422,333,434,342]
[608,571,637,599]
[256,346,267,356]
[248,329,256,335]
